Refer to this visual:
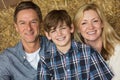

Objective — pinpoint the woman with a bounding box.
[73,3,120,80]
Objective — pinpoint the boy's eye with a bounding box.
[50,30,56,33]
[60,27,66,30]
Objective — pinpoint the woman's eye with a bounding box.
[32,21,37,23]
[61,27,66,30]
[81,22,86,25]
[94,20,98,22]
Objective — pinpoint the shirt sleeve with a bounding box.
[0,54,11,80]
[89,49,114,80]
[37,60,53,80]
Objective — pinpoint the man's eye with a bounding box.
[19,22,25,25]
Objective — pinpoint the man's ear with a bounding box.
[45,31,52,40]
[70,23,74,33]
[14,23,18,32]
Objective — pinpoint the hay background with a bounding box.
[0,0,120,52]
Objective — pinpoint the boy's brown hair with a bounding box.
[43,10,72,33]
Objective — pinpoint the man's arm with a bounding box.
[0,53,11,80]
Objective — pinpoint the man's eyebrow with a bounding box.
[17,20,24,23]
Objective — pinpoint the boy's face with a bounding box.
[45,21,74,52]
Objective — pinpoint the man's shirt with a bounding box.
[0,36,50,80]
[38,40,113,80]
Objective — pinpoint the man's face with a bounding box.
[15,9,40,44]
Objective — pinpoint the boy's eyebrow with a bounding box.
[50,26,56,31]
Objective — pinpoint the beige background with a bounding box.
[0,0,120,52]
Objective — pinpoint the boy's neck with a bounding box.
[56,42,71,54]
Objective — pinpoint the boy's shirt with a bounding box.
[38,40,113,80]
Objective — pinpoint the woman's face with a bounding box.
[78,9,103,43]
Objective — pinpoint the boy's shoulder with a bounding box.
[72,41,98,56]
[72,40,89,49]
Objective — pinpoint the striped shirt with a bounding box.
[38,40,113,80]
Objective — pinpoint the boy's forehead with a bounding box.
[51,21,67,29]
[57,21,67,26]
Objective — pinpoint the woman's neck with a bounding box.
[85,38,102,53]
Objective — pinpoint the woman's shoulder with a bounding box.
[115,44,120,49]
[108,44,120,80]
[114,44,120,55]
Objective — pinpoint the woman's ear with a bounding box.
[45,31,52,40]
[101,22,104,28]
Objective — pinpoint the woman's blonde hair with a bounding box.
[73,3,120,60]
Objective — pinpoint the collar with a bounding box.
[46,40,79,57]
[15,36,43,63]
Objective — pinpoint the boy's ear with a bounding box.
[70,23,74,33]
[45,31,52,40]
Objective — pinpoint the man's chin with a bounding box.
[22,39,35,43]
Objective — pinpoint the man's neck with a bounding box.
[22,39,40,53]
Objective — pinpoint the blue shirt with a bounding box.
[0,36,50,80]
[38,40,113,80]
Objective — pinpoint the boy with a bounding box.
[38,10,113,80]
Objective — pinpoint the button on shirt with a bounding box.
[38,40,113,80]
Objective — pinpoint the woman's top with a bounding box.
[106,44,120,80]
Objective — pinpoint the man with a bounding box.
[0,1,49,80]
[38,10,113,80]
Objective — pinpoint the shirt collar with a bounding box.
[46,40,79,57]
[16,36,42,63]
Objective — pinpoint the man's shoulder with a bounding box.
[0,41,23,58]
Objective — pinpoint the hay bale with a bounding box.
[0,0,120,52]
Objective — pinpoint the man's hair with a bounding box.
[14,1,42,23]
[43,10,72,33]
